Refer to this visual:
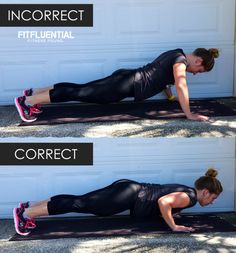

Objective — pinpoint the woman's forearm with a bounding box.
[176,82,192,118]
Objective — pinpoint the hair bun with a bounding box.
[205,168,218,178]
[209,48,219,58]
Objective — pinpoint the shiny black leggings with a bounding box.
[49,69,135,104]
[47,179,142,216]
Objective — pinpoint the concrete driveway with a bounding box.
[0,98,236,138]
[0,219,236,253]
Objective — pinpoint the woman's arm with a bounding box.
[173,63,209,121]
[158,192,195,232]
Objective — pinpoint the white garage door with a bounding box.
[0,137,234,218]
[0,0,234,105]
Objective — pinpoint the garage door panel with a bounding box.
[0,173,42,201]
[187,70,216,86]
[51,172,104,196]
[173,0,235,43]
[94,138,234,161]
[175,5,218,33]
[1,61,47,92]
[114,3,162,37]
[58,60,107,84]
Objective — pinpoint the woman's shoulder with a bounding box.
[154,48,186,64]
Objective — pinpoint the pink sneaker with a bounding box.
[14,96,37,122]
[18,202,37,229]
[13,207,31,236]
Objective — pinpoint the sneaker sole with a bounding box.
[14,97,37,123]
[13,208,30,236]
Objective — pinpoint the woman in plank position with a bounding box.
[13,168,222,236]
[14,48,219,122]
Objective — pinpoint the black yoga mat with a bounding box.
[10,214,236,241]
[19,99,236,126]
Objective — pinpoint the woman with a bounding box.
[14,48,219,122]
[13,168,222,236]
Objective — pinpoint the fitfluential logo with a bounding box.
[0,4,93,26]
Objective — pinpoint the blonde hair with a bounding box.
[194,168,223,195]
[193,48,219,71]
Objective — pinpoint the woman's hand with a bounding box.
[187,113,209,121]
[172,225,195,232]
